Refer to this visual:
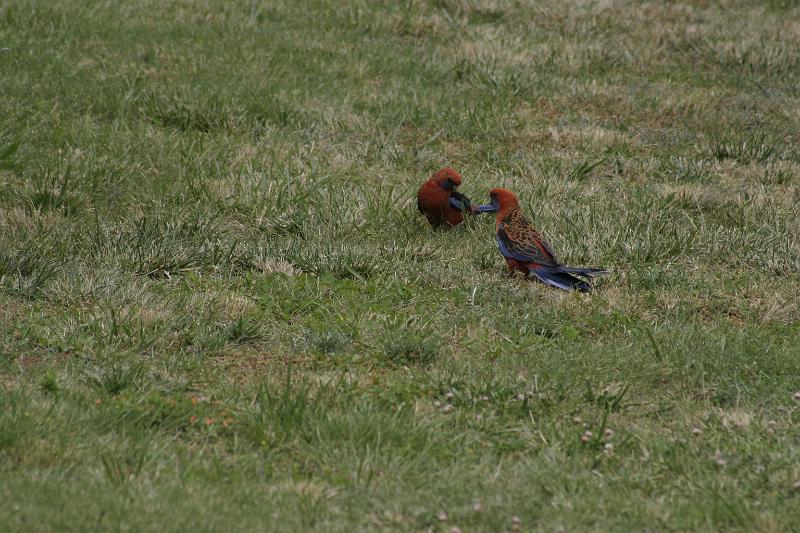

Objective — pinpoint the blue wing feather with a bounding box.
[448,191,473,212]
[448,197,465,211]
[495,234,517,260]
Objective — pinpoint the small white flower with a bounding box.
[604,428,614,439]
[692,427,703,436]
[472,501,482,513]
[437,511,448,522]
[446,391,455,400]
[441,404,454,414]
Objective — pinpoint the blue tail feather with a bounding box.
[530,267,591,292]
[553,266,609,278]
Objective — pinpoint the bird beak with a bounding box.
[471,204,496,213]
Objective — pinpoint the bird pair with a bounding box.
[417,167,608,292]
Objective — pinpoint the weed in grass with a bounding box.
[100,447,147,487]
[116,214,252,278]
[0,239,62,297]
[226,316,262,344]
[0,388,27,451]
[759,163,793,185]
[664,156,711,183]
[239,371,336,451]
[0,138,20,170]
[84,362,145,397]
[283,243,383,280]
[304,328,353,356]
[584,381,631,413]
[136,89,235,134]
[22,164,84,215]
[380,327,440,367]
[38,371,58,395]
[567,158,604,182]
[708,132,785,165]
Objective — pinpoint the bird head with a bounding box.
[488,188,519,214]
[433,167,462,191]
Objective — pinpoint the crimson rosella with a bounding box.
[417,167,494,227]
[487,188,608,292]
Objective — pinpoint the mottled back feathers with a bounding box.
[496,207,558,266]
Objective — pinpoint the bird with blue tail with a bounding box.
[485,188,608,292]
[416,167,495,227]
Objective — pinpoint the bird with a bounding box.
[416,167,494,227]
[487,188,608,292]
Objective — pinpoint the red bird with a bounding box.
[417,167,493,227]
[488,188,608,292]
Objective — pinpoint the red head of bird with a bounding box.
[432,167,463,191]
[488,188,520,225]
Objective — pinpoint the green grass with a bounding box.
[2,0,800,530]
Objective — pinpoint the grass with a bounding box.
[2,0,800,530]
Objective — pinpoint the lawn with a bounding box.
[2,0,800,530]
